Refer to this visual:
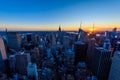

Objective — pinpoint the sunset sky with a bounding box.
[0,0,120,31]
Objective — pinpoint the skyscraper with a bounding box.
[57,25,62,43]
[26,33,32,42]
[0,36,7,60]
[74,41,87,65]
[15,52,31,75]
[86,38,96,70]
[92,47,111,80]
[78,28,87,41]
[59,25,61,32]
[51,33,56,46]
[9,55,16,73]
[7,32,22,50]
[0,36,9,74]
[109,51,120,80]
[63,36,70,50]
[103,39,111,50]
[27,62,38,80]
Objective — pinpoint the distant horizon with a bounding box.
[0,26,119,32]
[0,24,119,32]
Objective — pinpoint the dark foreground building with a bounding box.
[74,41,88,65]
[91,47,111,80]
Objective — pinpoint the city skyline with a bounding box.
[0,0,120,31]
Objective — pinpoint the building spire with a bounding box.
[93,24,95,34]
[80,21,82,29]
[59,25,61,31]
[78,21,83,41]
[5,28,7,33]
[79,21,82,32]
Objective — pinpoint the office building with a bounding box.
[86,38,96,70]
[7,32,22,50]
[78,28,87,41]
[74,41,88,65]
[9,55,16,73]
[15,52,31,75]
[0,37,7,72]
[0,36,7,60]
[27,62,38,80]
[109,51,120,80]
[103,39,111,50]
[92,47,111,80]
[26,33,33,42]
[57,25,62,43]
[63,36,70,50]
[51,34,56,46]
[65,49,74,66]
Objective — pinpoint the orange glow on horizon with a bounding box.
[0,24,120,32]
[89,28,96,32]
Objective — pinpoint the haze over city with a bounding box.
[0,0,120,31]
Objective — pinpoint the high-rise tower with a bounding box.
[57,25,62,44]
[7,32,22,50]
[91,47,111,80]
[0,36,7,60]
[109,51,120,80]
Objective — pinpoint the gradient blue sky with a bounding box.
[0,0,120,30]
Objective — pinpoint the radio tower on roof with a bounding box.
[93,24,95,34]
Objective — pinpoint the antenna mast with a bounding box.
[80,21,82,29]
[93,24,94,34]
